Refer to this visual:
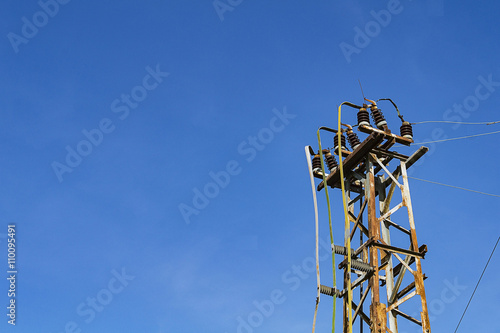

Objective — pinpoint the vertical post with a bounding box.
[377,176,398,332]
[366,156,387,332]
[344,183,353,333]
[400,162,431,332]
[359,197,364,333]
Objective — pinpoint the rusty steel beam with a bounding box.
[317,132,385,191]
[358,124,413,146]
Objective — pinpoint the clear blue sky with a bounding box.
[1,1,499,332]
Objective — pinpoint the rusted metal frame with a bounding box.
[391,308,422,326]
[379,136,396,150]
[338,272,371,298]
[387,290,418,312]
[372,154,402,188]
[348,210,357,222]
[317,132,385,191]
[373,155,393,176]
[352,220,369,240]
[372,242,425,259]
[366,155,387,332]
[382,172,401,214]
[389,254,412,304]
[391,252,414,276]
[383,147,429,189]
[358,124,413,146]
[372,148,409,161]
[348,192,363,206]
[397,282,417,303]
[354,238,372,258]
[332,145,351,158]
[391,245,427,278]
[379,253,391,272]
[349,199,368,241]
[400,162,431,332]
[378,202,404,224]
[384,219,411,235]
[351,170,366,183]
[396,275,428,301]
[344,183,353,332]
[351,301,371,326]
[353,284,371,326]
[377,177,398,332]
[359,199,365,333]
[343,260,349,332]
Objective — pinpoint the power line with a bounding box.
[409,130,500,145]
[411,120,500,125]
[454,236,500,333]
[408,176,500,198]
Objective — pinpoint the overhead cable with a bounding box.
[408,176,500,198]
[454,236,500,332]
[408,130,500,145]
[411,120,500,125]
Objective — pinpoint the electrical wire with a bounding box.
[406,130,500,145]
[454,236,500,333]
[337,102,353,333]
[316,131,337,333]
[305,146,321,333]
[408,176,500,198]
[377,98,405,122]
[411,120,500,125]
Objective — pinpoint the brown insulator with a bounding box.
[400,122,413,139]
[346,129,361,150]
[333,133,347,152]
[312,154,321,171]
[371,107,387,129]
[324,152,338,171]
[357,107,370,127]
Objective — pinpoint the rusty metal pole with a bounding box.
[377,176,399,332]
[400,162,431,332]
[359,196,364,333]
[312,123,432,333]
[366,156,387,333]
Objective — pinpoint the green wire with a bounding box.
[317,130,336,333]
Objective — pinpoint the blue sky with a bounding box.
[1,0,499,332]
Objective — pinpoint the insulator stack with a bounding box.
[324,151,338,171]
[312,154,321,171]
[333,133,347,152]
[357,107,370,127]
[320,285,338,297]
[347,260,374,273]
[371,107,387,129]
[400,121,413,139]
[346,130,361,150]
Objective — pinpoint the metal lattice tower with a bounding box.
[310,102,431,333]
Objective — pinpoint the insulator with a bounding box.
[400,121,413,139]
[346,130,361,150]
[333,244,355,256]
[324,152,338,171]
[350,260,374,273]
[312,154,321,171]
[320,285,338,297]
[357,108,370,127]
[333,133,347,152]
[371,107,387,129]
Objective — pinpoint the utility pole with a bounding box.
[309,99,431,332]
